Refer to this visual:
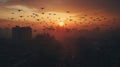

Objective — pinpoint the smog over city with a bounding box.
[0,0,120,67]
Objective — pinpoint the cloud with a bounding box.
[0,0,120,16]
[1,0,120,9]
[0,0,8,3]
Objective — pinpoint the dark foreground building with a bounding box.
[12,26,32,40]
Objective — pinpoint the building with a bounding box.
[0,28,11,39]
[12,26,32,40]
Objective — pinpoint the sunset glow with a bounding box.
[0,0,120,67]
[59,21,64,27]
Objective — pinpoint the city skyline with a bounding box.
[0,0,120,67]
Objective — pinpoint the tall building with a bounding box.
[12,26,32,40]
[0,28,11,39]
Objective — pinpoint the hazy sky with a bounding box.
[0,0,120,39]
[0,0,120,28]
[0,0,120,14]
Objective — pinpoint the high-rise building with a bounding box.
[12,26,32,40]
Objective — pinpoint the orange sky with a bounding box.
[0,0,120,33]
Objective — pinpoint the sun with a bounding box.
[59,21,64,27]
